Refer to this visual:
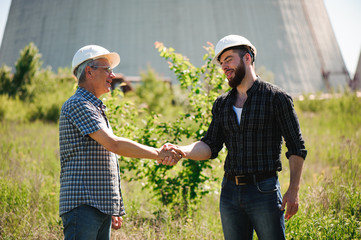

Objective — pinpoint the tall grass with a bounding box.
[0,121,62,239]
[286,92,361,239]
[0,92,360,239]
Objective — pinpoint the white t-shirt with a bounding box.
[232,105,243,125]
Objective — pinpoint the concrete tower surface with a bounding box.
[0,0,350,95]
[353,52,361,90]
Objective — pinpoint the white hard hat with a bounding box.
[212,35,257,65]
[72,45,120,74]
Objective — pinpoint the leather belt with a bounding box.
[225,171,277,185]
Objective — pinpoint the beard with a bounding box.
[228,61,246,88]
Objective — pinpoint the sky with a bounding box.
[0,0,360,77]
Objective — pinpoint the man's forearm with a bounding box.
[180,141,212,160]
[89,128,163,160]
[113,137,160,159]
[288,155,304,191]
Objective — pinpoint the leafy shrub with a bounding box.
[8,42,42,101]
[0,65,12,95]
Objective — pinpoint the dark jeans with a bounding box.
[61,204,112,240]
[220,176,285,240]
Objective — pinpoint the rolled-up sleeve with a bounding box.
[275,93,307,160]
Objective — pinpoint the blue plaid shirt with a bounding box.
[59,87,125,217]
[201,78,307,174]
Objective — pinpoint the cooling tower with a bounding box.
[353,52,361,90]
[0,0,350,95]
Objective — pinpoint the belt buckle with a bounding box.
[235,175,247,185]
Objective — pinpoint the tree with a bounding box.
[0,65,12,95]
[9,42,42,100]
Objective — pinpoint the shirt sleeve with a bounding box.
[66,100,106,136]
[201,97,225,159]
[274,92,307,160]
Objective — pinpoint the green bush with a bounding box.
[0,65,12,95]
[8,42,42,101]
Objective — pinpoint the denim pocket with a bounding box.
[255,177,279,194]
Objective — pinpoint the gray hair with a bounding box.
[75,59,94,83]
[74,58,109,83]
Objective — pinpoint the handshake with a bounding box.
[157,143,184,166]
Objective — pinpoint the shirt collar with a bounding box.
[76,87,106,110]
[229,77,260,97]
[246,77,260,97]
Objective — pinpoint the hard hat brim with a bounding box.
[72,52,120,75]
[212,40,257,66]
[92,52,120,69]
[212,43,257,66]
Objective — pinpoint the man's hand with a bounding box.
[111,216,123,230]
[281,188,299,220]
[157,143,184,166]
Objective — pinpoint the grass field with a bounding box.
[0,92,360,239]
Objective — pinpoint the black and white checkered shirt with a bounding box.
[59,87,125,217]
[201,78,307,175]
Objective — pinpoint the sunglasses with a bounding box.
[90,66,113,74]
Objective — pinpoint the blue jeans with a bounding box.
[220,176,285,240]
[61,204,112,240]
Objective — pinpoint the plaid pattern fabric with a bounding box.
[201,78,307,175]
[59,87,125,217]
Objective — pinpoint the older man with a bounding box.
[59,45,182,240]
